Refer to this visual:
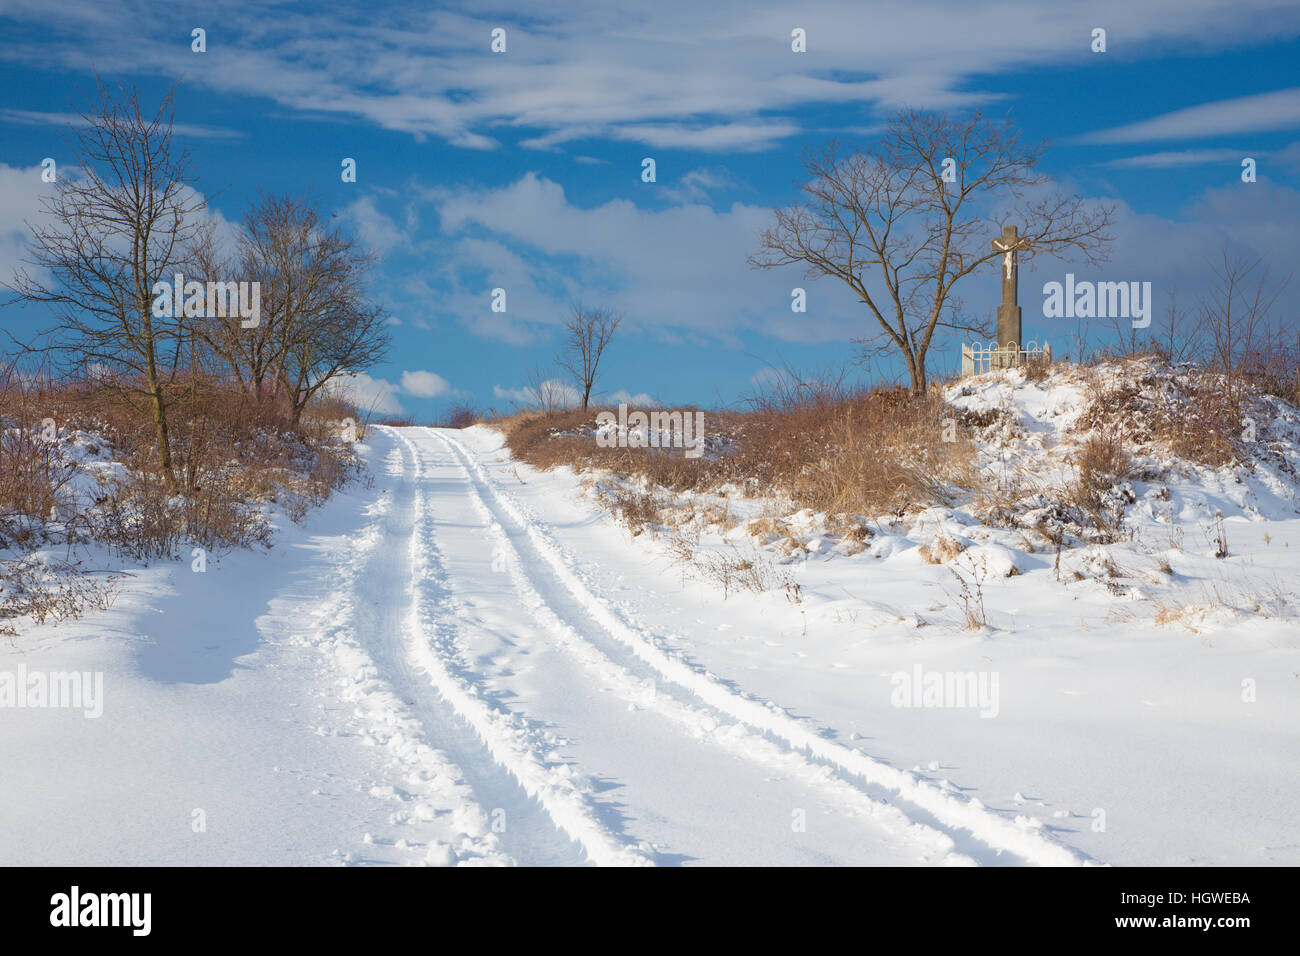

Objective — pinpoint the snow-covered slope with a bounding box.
[3,366,1297,864]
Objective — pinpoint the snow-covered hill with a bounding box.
[2,361,1297,866]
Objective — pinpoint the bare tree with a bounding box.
[193,195,299,402]
[275,231,390,425]
[197,194,390,423]
[7,78,206,481]
[1152,289,1204,365]
[750,110,1114,395]
[523,362,570,413]
[1200,248,1288,401]
[558,304,622,411]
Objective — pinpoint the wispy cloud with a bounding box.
[4,1,1299,151]
[1097,147,1249,168]
[0,108,246,140]
[659,166,746,204]
[1080,88,1300,144]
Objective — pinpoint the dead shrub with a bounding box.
[919,533,966,564]
[440,403,478,428]
[1063,430,1135,538]
[792,392,978,516]
[0,366,362,636]
[1022,357,1052,383]
[689,539,789,599]
[0,555,120,636]
[599,486,664,536]
[1075,431,1132,481]
[1074,361,1243,468]
[0,366,81,550]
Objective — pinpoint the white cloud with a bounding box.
[492,378,581,409]
[430,168,1300,353]
[329,371,405,415]
[1098,148,1251,169]
[432,172,835,345]
[8,2,1300,152]
[0,108,245,140]
[400,369,451,397]
[341,194,408,255]
[491,381,656,409]
[604,389,657,406]
[0,162,56,286]
[660,167,745,205]
[0,161,239,292]
[1081,88,1300,144]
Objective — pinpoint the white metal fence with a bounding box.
[961,340,1052,376]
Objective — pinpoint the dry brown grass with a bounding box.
[500,386,978,521]
[0,364,362,631]
[787,391,978,517]
[1064,430,1133,539]
[596,485,665,537]
[0,370,79,551]
[495,356,1295,575]
[1075,430,1132,481]
[1074,362,1243,469]
[919,533,966,564]
[502,406,723,492]
[0,554,120,638]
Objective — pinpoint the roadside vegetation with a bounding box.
[0,78,386,636]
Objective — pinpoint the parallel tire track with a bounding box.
[418,427,971,865]
[389,427,655,866]
[434,428,1093,867]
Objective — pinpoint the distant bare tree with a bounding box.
[523,362,570,413]
[1152,289,1204,365]
[750,110,1114,395]
[275,227,390,426]
[1200,248,1288,401]
[197,194,390,423]
[558,305,622,410]
[7,78,205,482]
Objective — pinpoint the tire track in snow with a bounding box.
[419,427,973,865]
[435,428,1096,867]
[389,427,655,866]
[350,431,611,866]
[296,434,511,866]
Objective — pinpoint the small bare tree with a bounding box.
[275,229,390,425]
[558,305,622,411]
[197,194,390,423]
[523,362,571,413]
[1153,289,1204,365]
[7,78,206,482]
[1200,248,1288,401]
[751,110,1115,395]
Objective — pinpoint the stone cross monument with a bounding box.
[990,224,1030,360]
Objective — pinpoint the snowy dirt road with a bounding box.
[4,424,1118,867]
[340,426,1088,866]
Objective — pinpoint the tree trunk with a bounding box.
[149,383,175,484]
[904,348,926,396]
[141,308,177,484]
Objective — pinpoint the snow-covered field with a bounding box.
[3,375,1298,865]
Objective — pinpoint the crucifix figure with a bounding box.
[990,224,1030,361]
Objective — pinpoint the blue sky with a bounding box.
[2,0,1299,417]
